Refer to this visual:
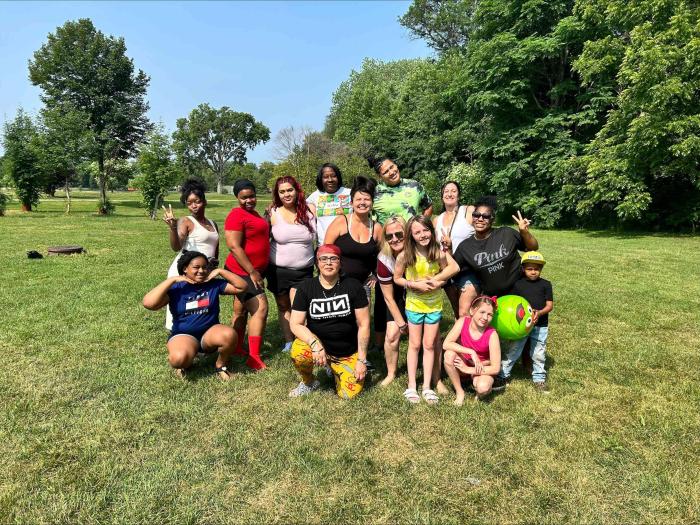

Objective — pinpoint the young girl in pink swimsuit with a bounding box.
[442,296,502,405]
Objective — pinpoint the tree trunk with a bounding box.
[217,173,223,194]
[151,194,160,220]
[98,156,108,214]
[65,179,71,214]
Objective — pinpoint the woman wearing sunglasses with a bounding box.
[375,215,409,386]
[452,196,539,298]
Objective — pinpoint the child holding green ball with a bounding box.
[498,251,554,391]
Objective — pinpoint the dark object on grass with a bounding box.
[27,250,43,259]
[47,245,85,255]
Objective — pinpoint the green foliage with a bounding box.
[28,18,152,214]
[325,0,700,230]
[172,103,270,194]
[133,126,179,218]
[0,191,8,216]
[2,109,43,211]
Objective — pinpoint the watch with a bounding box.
[359,358,370,366]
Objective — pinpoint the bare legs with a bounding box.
[381,321,401,386]
[167,324,237,380]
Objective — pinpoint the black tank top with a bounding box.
[335,215,378,282]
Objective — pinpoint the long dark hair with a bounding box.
[272,176,313,232]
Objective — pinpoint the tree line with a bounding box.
[1,19,271,217]
[323,0,700,230]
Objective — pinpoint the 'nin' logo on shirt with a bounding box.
[309,294,351,319]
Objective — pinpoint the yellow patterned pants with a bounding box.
[290,339,364,399]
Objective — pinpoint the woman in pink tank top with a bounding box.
[442,296,502,405]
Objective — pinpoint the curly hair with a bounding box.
[180,179,207,205]
[272,176,313,232]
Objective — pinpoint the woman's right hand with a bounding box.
[162,204,177,229]
[250,270,265,289]
[471,353,484,375]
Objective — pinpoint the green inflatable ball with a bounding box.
[492,295,534,340]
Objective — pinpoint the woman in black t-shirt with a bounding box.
[452,196,539,297]
[288,244,370,399]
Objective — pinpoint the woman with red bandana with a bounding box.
[288,245,370,399]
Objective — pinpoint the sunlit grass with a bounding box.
[1,191,699,523]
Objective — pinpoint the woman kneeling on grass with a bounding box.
[143,251,247,380]
[442,296,501,404]
[288,244,370,399]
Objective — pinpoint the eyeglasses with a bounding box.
[385,231,404,241]
[318,256,340,263]
[472,212,493,221]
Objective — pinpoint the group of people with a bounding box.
[143,157,554,404]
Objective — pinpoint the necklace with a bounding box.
[320,277,340,298]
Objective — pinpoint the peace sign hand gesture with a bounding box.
[162,204,177,229]
[440,227,452,252]
[511,210,531,233]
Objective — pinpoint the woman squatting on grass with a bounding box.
[143,250,247,381]
[443,295,502,404]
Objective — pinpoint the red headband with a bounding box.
[317,244,342,257]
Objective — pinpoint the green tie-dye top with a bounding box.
[373,179,432,225]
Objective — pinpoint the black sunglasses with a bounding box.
[386,231,404,241]
[472,212,493,220]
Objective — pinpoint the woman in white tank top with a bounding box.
[433,181,479,318]
[162,179,220,329]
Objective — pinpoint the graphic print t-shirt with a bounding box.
[168,279,228,336]
[453,227,526,297]
[373,179,432,225]
[292,277,369,357]
[511,277,553,327]
[306,187,352,244]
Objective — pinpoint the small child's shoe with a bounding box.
[533,381,550,393]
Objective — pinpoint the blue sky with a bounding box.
[0,1,431,163]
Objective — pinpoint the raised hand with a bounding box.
[511,210,531,233]
[440,227,452,252]
[162,204,177,228]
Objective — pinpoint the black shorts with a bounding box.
[266,264,314,295]
[373,282,407,328]
[225,266,267,303]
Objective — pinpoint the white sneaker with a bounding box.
[281,341,292,353]
[288,380,320,398]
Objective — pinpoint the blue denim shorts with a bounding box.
[406,310,442,325]
[451,270,479,291]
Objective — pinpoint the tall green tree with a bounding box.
[36,106,92,212]
[28,18,152,214]
[133,125,179,219]
[2,110,43,212]
[172,103,270,194]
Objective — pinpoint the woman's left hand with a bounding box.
[205,268,221,281]
[364,274,377,289]
[512,210,531,233]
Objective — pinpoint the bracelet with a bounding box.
[359,358,370,366]
[309,338,318,348]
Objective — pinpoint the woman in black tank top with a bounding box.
[324,176,382,284]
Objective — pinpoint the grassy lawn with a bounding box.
[1,190,699,524]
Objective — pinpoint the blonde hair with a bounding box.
[379,215,407,257]
[403,215,441,268]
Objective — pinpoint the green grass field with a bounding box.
[1,190,699,524]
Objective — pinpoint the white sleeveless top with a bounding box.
[435,205,474,254]
[166,216,219,277]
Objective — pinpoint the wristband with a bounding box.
[358,358,370,366]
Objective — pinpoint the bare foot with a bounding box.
[380,375,395,387]
[435,380,450,396]
[453,391,465,406]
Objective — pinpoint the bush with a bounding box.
[0,191,8,216]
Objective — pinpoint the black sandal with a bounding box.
[215,366,233,381]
